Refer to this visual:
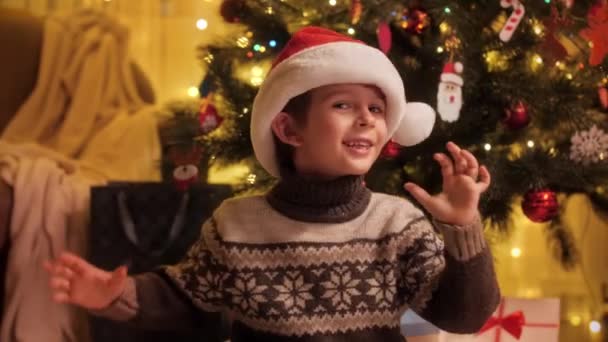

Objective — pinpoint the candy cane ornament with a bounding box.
[499,0,526,42]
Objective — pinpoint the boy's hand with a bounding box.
[44,252,128,310]
[404,142,491,226]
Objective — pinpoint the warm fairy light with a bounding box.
[187,86,199,97]
[246,31,253,38]
[590,321,601,333]
[533,25,543,35]
[237,36,250,48]
[569,315,582,326]
[511,247,522,258]
[259,45,267,53]
[527,140,535,148]
[600,152,605,161]
[534,55,543,65]
[329,0,337,5]
[196,18,208,30]
[436,46,444,53]
[347,27,356,35]
[439,22,450,33]
[554,61,565,70]
[243,107,249,114]
[566,73,573,80]
[251,66,264,77]
[484,143,492,151]
[266,6,274,14]
[247,173,257,184]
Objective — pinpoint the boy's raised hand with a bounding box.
[404,142,491,226]
[43,252,127,310]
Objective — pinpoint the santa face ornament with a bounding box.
[437,81,463,122]
[437,61,464,123]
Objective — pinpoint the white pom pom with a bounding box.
[391,102,436,146]
[454,62,464,74]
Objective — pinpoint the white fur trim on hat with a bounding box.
[251,41,435,177]
[440,73,463,86]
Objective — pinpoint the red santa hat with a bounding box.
[440,62,464,86]
[251,26,436,177]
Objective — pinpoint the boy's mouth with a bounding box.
[343,139,373,154]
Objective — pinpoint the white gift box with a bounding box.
[439,297,560,342]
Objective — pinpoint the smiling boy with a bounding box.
[45,27,499,341]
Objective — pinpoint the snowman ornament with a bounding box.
[437,61,464,123]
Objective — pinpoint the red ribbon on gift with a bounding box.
[477,298,559,341]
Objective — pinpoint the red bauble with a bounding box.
[220,0,246,23]
[503,101,530,130]
[522,188,559,223]
[381,140,401,158]
[199,101,223,134]
[398,8,430,35]
[599,87,608,110]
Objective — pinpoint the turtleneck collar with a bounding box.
[266,171,371,223]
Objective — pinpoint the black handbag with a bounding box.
[88,182,232,342]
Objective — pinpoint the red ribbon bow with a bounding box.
[479,310,526,339]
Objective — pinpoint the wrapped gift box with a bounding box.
[401,310,440,342]
[439,297,560,342]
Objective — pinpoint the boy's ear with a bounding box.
[271,112,303,147]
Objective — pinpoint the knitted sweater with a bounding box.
[96,174,500,341]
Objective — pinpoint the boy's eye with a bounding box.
[369,105,385,114]
[333,102,350,110]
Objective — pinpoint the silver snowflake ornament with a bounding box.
[569,125,608,165]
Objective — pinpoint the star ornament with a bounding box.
[580,1,608,66]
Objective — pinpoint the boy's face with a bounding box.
[291,83,388,179]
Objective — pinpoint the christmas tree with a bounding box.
[163,0,608,269]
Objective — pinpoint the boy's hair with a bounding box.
[273,91,311,173]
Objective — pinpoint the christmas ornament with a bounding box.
[199,97,223,134]
[561,0,574,8]
[220,0,247,23]
[437,61,464,122]
[579,0,608,66]
[503,101,530,130]
[599,86,608,109]
[397,7,430,35]
[499,0,526,42]
[522,188,559,223]
[349,0,362,25]
[569,125,608,165]
[381,140,401,158]
[377,22,392,54]
[540,6,571,64]
[168,144,203,191]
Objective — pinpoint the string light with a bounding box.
[533,25,542,35]
[265,6,274,14]
[246,51,254,58]
[187,86,199,97]
[444,7,451,14]
[247,173,257,184]
[589,321,601,333]
[196,18,208,30]
[439,22,450,34]
[569,315,582,326]
[436,46,444,53]
[511,247,522,258]
[544,0,551,3]
[259,45,267,53]
[554,61,564,70]
[246,31,253,38]
[484,143,492,151]
[527,140,535,148]
[534,55,543,65]
[566,73,573,80]
[269,40,277,47]
[347,27,356,35]
[243,107,249,114]
[329,0,337,5]
[253,44,261,51]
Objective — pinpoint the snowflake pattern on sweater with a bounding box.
[164,194,445,337]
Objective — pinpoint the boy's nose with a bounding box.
[357,109,376,127]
